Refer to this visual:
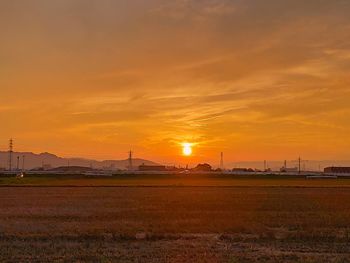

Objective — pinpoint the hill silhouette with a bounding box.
[0,151,158,170]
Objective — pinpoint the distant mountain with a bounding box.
[0,151,159,170]
[2,150,350,172]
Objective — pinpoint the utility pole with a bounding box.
[298,157,301,174]
[128,150,133,171]
[22,155,25,171]
[8,138,13,171]
[16,156,20,170]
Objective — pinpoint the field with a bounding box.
[1,175,350,262]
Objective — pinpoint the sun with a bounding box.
[182,143,193,156]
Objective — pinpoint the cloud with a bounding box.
[1,0,350,161]
[148,0,237,21]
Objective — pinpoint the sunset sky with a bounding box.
[1,0,350,165]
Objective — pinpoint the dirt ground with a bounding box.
[1,181,350,262]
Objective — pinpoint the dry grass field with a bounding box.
[1,176,350,262]
[2,174,350,187]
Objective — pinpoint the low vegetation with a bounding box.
[1,173,350,187]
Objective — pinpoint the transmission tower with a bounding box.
[292,157,309,174]
[220,152,224,170]
[128,150,133,171]
[8,139,13,171]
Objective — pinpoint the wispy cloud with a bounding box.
[1,0,350,161]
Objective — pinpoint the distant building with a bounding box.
[42,164,52,171]
[280,167,298,173]
[280,160,298,173]
[50,166,94,173]
[138,164,167,171]
[231,168,255,173]
[324,167,350,174]
[103,164,116,171]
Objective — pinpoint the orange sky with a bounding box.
[1,1,350,165]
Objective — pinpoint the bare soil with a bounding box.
[1,178,350,262]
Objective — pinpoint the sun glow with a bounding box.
[182,143,193,156]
